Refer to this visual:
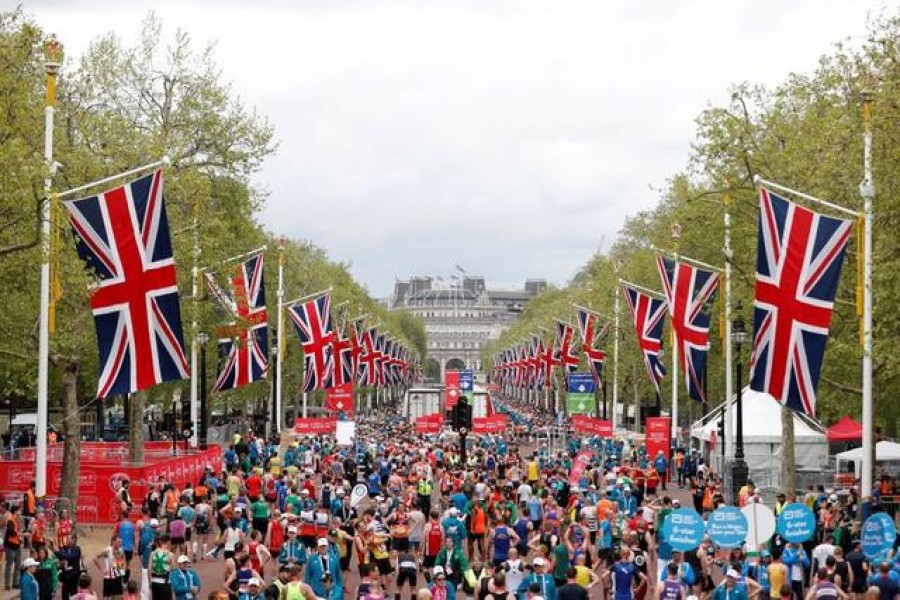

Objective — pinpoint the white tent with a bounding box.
[835,441,900,477]
[691,387,829,476]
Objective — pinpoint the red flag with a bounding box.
[445,370,460,408]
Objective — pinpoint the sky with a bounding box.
[27,0,889,297]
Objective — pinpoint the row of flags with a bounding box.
[493,187,853,418]
[61,169,420,400]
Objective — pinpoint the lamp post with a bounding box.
[197,333,209,450]
[270,336,278,435]
[732,305,748,502]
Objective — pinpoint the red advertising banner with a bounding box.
[473,414,508,433]
[0,446,222,525]
[645,416,672,459]
[445,370,460,408]
[294,417,338,435]
[325,383,355,416]
[569,450,594,486]
[571,415,613,437]
[415,413,444,434]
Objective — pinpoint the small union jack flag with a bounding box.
[287,292,334,392]
[63,170,189,398]
[576,307,610,385]
[206,253,268,392]
[656,256,719,403]
[749,187,853,416]
[555,321,580,374]
[622,283,667,394]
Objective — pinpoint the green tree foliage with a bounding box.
[486,12,900,436]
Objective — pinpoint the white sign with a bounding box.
[350,483,368,508]
[741,503,776,550]
[335,420,356,446]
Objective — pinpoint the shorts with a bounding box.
[171,537,185,546]
[423,555,437,568]
[470,532,485,541]
[124,550,134,562]
[197,521,210,535]
[301,535,316,548]
[375,557,393,575]
[392,537,410,552]
[410,540,421,550]
[397,569,417,587]
[184,527,192,542]
[103,577,124,597]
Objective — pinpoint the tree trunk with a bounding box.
[128,390,146,464]
[781,405,796,498]
[60,362,81,521]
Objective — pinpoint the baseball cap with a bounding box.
[317,538,328,547]
[22,558,40,568]
[177,555,191,564]
[150,518,160,528]
[288,526,298,533]
[533,557,546,567]
[336,488,346,495]
[433,566,445,576]
[726,569,740,579]
[248,578,261,587]
[301,489,310,494]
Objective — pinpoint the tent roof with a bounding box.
[835,440,900,463]
[691,387,826,443]
[826,415,863,442]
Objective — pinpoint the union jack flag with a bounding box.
[555,321,580,374]
[749,187,853,416]
[206,253,268,392]
[356,327,377,387]
[287,292,334,392]
[576,307,610,385]
[656,256,719,403]
[326,332,353,388]
[540,336,560,388]
[63,170,189,398]
[622,283,667,393]
[514,345,527,388]
[373,332,387,387]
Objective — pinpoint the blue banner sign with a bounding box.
[776,503,817,543]
[662,508,705,551]
[707,506,749,548]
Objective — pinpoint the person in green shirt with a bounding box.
[251,497,270,535]
[551,535,570,587]
[285,490,302,515]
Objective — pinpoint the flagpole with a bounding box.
[612,284,620,432]
[618,279,665,299]
[671,332,679,443]
[860,85,875,514]
[724,196,734,460]
[36,36,63,499]
[282,287,333,307]
[55,158,169,200]
[276,238,285,433]
[189,199,200,449]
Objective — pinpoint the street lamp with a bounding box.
[732,303,748,501]
[197,332,209,449]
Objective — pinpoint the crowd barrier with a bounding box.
[0,442,222,524]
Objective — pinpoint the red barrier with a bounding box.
[414,413,443,434]
[572,415,613,437]
[0,445,222,524]
[294,417,337,435]
[473,414,507,433]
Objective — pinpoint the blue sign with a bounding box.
[460,370,474,397]
[661,508,705,551]
[707,506,749,548]
[861,513,897,560]
[776,503,817,543]
[567,372,596,393]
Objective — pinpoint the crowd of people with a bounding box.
[1,394,898,600]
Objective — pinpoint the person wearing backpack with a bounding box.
[149,535,175,600]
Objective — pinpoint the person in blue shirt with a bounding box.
[618,488,637,517]
[712,569,748,600]
[305,538,343,599]
[115,512,137,580]
[450,490,469,514]
[743,551,772,597]
[19,558,40,600]
[653,451,669,491]
[782,542,810,599]
[605,548,647,600]
[517,557,557,600]
[366,471,382,496]
[442,508,467,550]
[170,555,201,600]
[661,551,695,587]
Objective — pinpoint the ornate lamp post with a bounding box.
[732,304,749,501]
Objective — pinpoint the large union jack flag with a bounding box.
[576,307,611,385]
[357,327,377,387]
[287,292,334,392]
[206,253,268,392]
[656,256,719,403]
[749,187,852,416]
[63,169,189,398]
[555,321,580,374]
[622,283,667,394]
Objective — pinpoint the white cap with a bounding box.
[248,577,262,587]
[22,558,40,568]
[288,526,298,533]
[432,566,445,576]
[317,538,329,547]
[177,555,191,564]
[336,488,346,495]
[150,518,160,528]
[448,508,459,516]
[533,557,546,567]
[726,569,740,579]
[301,489,310,495]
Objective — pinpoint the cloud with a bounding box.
[28,0,887,296]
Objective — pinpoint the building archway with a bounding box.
[445,358,466,372]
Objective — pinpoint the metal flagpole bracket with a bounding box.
[754,175,860,218]
[282,287,333,308]
[55,158,169,200]
[618,278,666,300]
[650,245,724,272]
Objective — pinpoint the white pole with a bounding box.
[724,198,734,458]
[860,89,875,506]
[671,335,679,442]
[36,38,62,498]
[612,284,620,431]
[276,242,285,432]
[189,266,198,448]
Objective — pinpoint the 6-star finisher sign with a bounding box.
[567,372,596,415]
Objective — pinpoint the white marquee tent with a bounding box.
[691,387,829,474]
[835,441,900,477]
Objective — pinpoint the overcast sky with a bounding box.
[29,1,888,297]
